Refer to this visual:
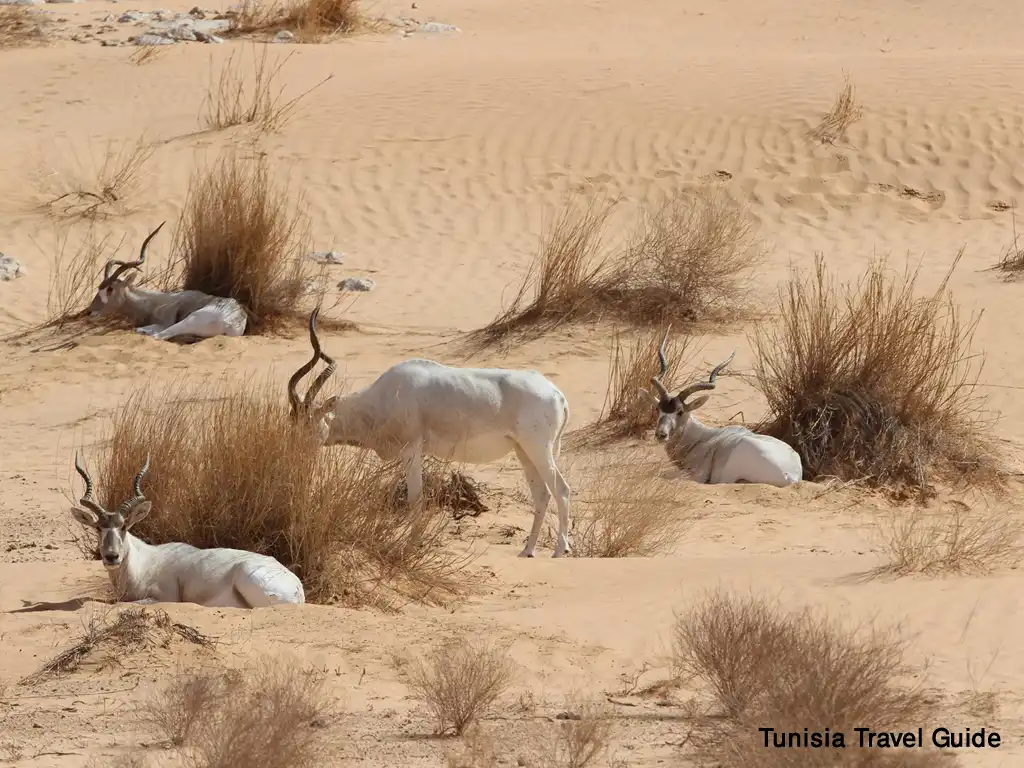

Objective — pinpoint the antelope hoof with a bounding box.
[518,548,535,559]
[553,549,571,558]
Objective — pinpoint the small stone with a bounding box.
[308,250,345,265]
[418,21,459,33]
[188,5,205,16]
[0,255,25,281]
[118,10,146,21]
[338,277,375,292]
[274,29,294,42]
[134,32,174,44]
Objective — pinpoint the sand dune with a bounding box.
[3,0,1024,765]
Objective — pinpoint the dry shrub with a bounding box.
[21,607,211,685]
[394,456,490,518]
[141,658,335,767]
[465,187,762,351]
[37,135,155,221]
[994,205,1024,276]
[232,0,365,41]
[200,44,332,132]
[165,150,310,334]
[752,252,999,497]
[564,449,696,557]
[399,635,516,735]
[873,501,1024,576]
[87,375,475,607]
[534,696,614,768]
[0,4,46,48]
[577,325,694,444]
[129,44,170,66]
[808,74,864,145]
[674,590,934,767]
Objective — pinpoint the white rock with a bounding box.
[166,23,197,40]
[418,21,459,33]
[308,250,345,265]
[274,29,294,42]
[0,255,25,281]
[134,32,175,44]
[338,277,375,292]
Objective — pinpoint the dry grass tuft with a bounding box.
[398,635,517,736]
[128,43,170,66]
[465,187,763,352]
[674,590,934,767]
[138,658,335,767]
[873,501,1024,576]
[231,0,366,42]
[534,695,615,768]
[83,375,477,608]
[21,607,211,685]
[993,205,1024,276]
[200,44,332,133]
[808,75,864,145]
[44,224,121,327]
[752,252,1000,498]
[37,135,155,221]
[394,456,491,519]
[0,4,47,48]
[164,150,310,334]
[559,449,696,557]
[573,325,695,445]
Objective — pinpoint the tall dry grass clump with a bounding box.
[398,636,516,736]
[80,375,476,607]
[231,0,365,41]
[0,4,47,48]
[200,44,332,132]
[993,205,1024,277]
[465,187,763,351]
[564,450,697,557]
[138,658,336,767]
[873,501,1024,576]
[166,151,310,334]
[752,252,999,497]
[674,590,936,768]
[808,74,864,145]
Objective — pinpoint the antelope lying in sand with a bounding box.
[641,331,802,487]
[288,308,573,558]
[70,453,305,607]
[87,222,248,342]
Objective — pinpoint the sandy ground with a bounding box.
[3,0,1024,765]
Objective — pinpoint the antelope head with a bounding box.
[640,329,736,442]
[87,222,165,317]
[69,453,152,568]
[287,306,338,441]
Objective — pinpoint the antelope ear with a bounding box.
[684,395,710,412]
[70,506,100,530]
[639,387,660,407]
[124,500,152,529]
[123,273,139,287]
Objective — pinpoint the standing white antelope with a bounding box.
[641,331,802,487]
[87,222,248,342]
[287,308,573,558]
[69,453,305,607]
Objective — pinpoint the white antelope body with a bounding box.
[642,331,802,487]
[87,223,248,342]
[69,454,305,608]
[288,309,573,558]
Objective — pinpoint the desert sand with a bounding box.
[2,0,1024,765]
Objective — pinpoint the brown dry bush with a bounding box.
[164,151,310,334]
[533,695,614,768]
[993,205,1024,276]
[808,74,864,145]
[674,590,935,768]
[36,136,155,221]
[231,0,365,42]
[139,658,335,768]
[564,450,696,557]
[398,635,517,736]
[81,375,478,607]
[129,44,170,66]
[751,252,1000,497]
[873,501,1024,576]
[465,187,763,352]
[200,44,332,133]
[21,607,211,685]
[576,325,694,444]
[0,4,47,48]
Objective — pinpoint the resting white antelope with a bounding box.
[641,331,802,487]
[288,308,573,558]
[69,453,305,607]
[87,222,248,342]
